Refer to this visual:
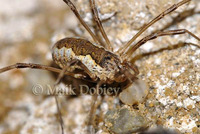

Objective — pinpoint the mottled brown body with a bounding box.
[0,0,199,134]
[52,37,123,82]
[53,37,106,64]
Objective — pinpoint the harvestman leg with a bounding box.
[119,0,192,54]
[53,64,80,134]
[0,63,86,79]
[0,62,90,134]
[69,9,117,49]
[87,81,103,134]
[68,12,115,46]
[0,64,75,134]
[63,0,103,47]
[100,12,117,23]
[64,59,98,81]
[89,0,113,51]
[125,29,200,58]
[89,6,107,49]
[53,60,98,134]
[78,62,98,81]
[127,63,139,81]
[53,67,68,134]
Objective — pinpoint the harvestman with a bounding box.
[0,0,200,133]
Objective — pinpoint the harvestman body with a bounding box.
[0,0,200,134]
[52,37,137,83]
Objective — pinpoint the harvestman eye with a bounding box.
[0,0,199,134]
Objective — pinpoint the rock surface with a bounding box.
[105,106,149,134]
[0,0,199,134]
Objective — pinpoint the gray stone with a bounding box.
[105,106,149,134]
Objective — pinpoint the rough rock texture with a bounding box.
[105,106,149,134]
[0,0,199,134]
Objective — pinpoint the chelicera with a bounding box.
[0,0,199,134]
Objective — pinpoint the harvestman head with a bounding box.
[0,0,200,134]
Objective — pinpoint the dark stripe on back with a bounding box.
[53,37,106,64]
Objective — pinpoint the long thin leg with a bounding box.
[87,81,103,134]
[53,60,83,134]
[119,0,191,54]
[87,94,98,134]
[77,61,98,81]
[122,62,139,82]
[55,96,64,134]
[65,58,98,81]
[0,63,86,79]
[89,0,113,51]
[101,12,117,23]
[53,66,68,134]
[63,0,102,47]
[125,29,200,59]
[70,11,117,48]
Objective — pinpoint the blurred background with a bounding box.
[0,0,199,134]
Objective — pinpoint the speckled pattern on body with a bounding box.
[0,0,199,134]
